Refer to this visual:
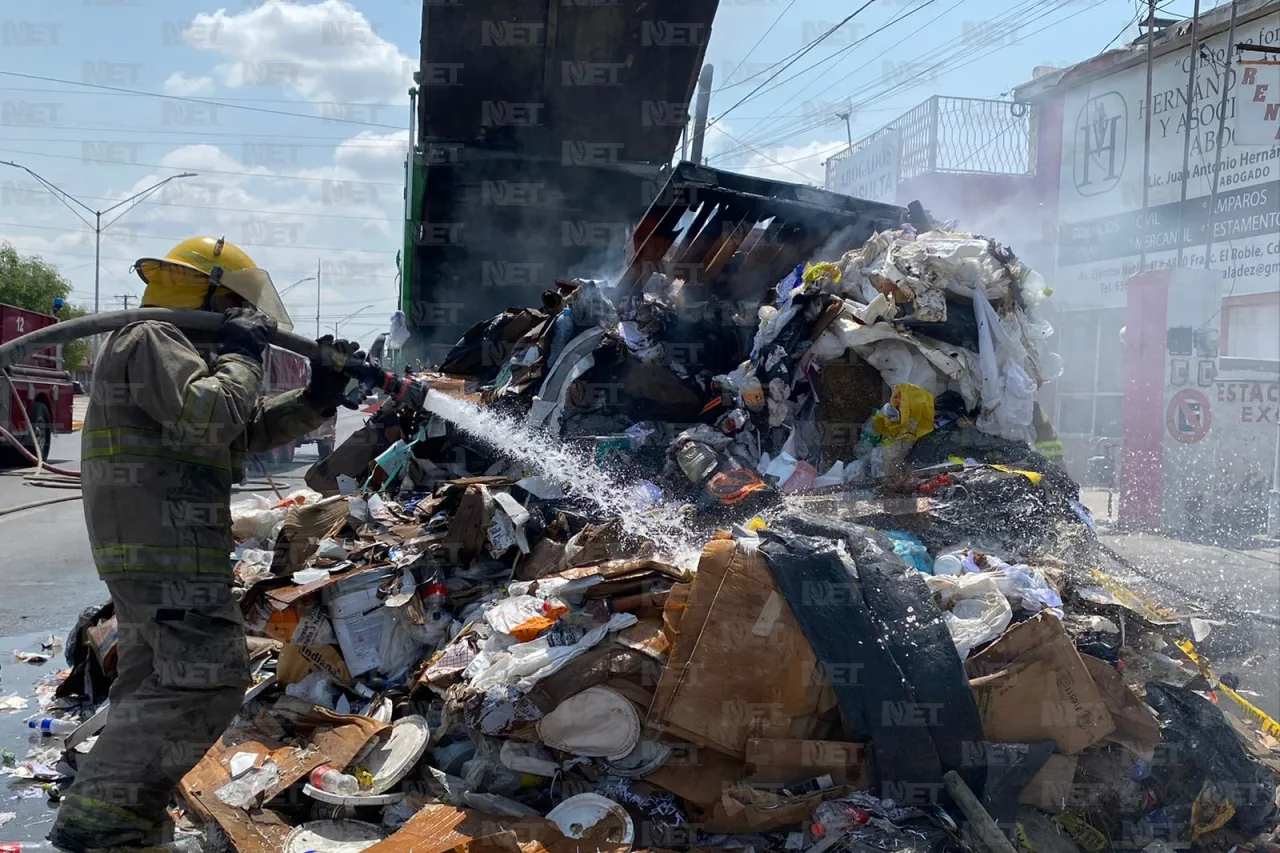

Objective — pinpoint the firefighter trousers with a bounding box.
[50,577,250,850]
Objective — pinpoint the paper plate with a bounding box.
[303,783,406,807]
[283,819,383,853]
[537,686,640,760]
[353,715,430,795]
[546,793,635,849]
[600,738,671,778]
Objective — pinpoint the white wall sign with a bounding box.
[826,129,901,204]
[1054,11,1280,310]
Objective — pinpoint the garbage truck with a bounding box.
[0,303,75,461]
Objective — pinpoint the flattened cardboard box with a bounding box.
[646,539,832,759]
[744,738,868,788]
[966,613,1116,755]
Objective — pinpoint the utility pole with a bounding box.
[316,259,321,338]
[1139,0,1156,272]
[689,64,714,165]
[1175,0,1201,269]
[115,294,133,310]
[0,162,196,358]
[838,111,853,149]
[1204,0,1239,268]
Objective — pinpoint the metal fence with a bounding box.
[827,96,1032,181]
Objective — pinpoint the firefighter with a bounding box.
[49,236,359,852]
[1032,403,1065,467]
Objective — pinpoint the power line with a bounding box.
[709,127,817,182]
[0,189,403,222]
[3,86,411,110]
[9,133,407,148]
[715,0,1106,162]
[708,0,880,130]
[720,0,1066,156]
[713,0,1054,159]
[0,146,405,187]
[0,219,392,254]
[717,0,953,143]
[0,70,407,130]
[713,0,799,90]
[0,242,399,278]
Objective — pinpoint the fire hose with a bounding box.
[0,308,422,501]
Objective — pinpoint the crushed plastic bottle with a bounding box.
[309,763,360,796]
[810,800,870,838]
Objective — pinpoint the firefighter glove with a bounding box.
[306,335,360,415]
[217,307,276,364]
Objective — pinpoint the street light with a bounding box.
[278,275,316,298]
[0,161,196,354]
[333,304,375,337]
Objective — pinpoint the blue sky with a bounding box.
[0,0,1203,341]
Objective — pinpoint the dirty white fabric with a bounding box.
[536,686,641,759]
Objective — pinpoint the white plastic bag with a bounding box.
[972,286,1036,443]
[485,596,561,636]
[284,672,340,709]
[230,495,287,542]
[926,573,1013,659]
[468,612,637,693]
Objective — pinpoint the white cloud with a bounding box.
[700,123,839,186]
[185,0,413,106]
[162,72,216,97]
[740,139,841,186]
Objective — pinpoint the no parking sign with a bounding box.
[1166,389,1212,444]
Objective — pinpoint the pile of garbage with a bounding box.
[17,225,1280,853]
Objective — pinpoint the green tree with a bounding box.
[0,242,90,370]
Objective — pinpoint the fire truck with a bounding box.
[0,303,75,460]
[259,345,338,464]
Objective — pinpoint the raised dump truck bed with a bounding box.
[403,0,719,361]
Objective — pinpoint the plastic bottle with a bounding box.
[810,801,870,837]
[740,374,765,411]
[932,554,964,576]
[27,718,77,736]
[309,764,359,796]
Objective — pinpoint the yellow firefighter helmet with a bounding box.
[134,236,294,332]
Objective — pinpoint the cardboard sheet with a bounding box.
[277,643,352,686]
[646,539,828,757]
[1080,655,1162,759]
[966,614,1116,754]
[702,785,826,833]
[180,709,387,851]
[643,742,746,810]
[1018,753,1079,812]
[744,739,868,788]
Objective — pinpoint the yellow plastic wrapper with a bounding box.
[802,261,841,288]
[871,383,935,442]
